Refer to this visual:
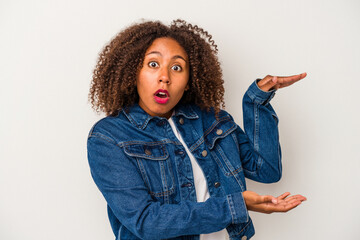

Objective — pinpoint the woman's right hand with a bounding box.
[243,190,307,214]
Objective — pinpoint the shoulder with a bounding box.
[87,111,133,143]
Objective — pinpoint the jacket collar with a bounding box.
[122,103,199,130]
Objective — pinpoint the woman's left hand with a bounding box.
[257,72,307,92]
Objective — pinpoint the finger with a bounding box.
[257,75,278,92]
[257,75,273,88]
[277,192,291,200]
[277,72,307,86]
[284,195,307,202]
[277,72,307,80]
[273,200,302,212]
[261,76,278,91]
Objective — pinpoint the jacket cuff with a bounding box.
[246,79,276,105]
[226,192,249,224]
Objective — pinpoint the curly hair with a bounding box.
[89,19,225,116]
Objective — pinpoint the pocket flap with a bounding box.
[205,116,237,150]
[123,143,169,160]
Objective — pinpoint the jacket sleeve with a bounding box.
[87,132,249,239]
[238,79,282,183]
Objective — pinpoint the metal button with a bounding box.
[241,236,247,240]
[201,150,207,157]
[216,129,223,135]
[179,118,184,125]
[214,182,221,188]
[176,150,184,155]
[145,149,151,155]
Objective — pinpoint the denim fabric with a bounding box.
[87,80,281,240]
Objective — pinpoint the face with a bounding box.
[137,37,189,119]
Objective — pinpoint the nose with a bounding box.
[159,68,170,85]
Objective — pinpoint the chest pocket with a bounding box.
[123,142,175,203]
[204,117,244,177]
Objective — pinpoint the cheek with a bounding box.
[137,72,153,88]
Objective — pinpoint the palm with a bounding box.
[257,72,307,92]
[243,191,307,214]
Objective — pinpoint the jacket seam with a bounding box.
[88,132,116,144]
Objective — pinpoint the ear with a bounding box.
[185,84,189,91]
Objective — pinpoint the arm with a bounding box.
[239,79,282,183]
[241,72,308,211]
[239,72,307,183]
[87,134,249,239]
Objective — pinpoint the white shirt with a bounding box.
[168,117,229,240]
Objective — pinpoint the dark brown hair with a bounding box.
[89,19,224,116]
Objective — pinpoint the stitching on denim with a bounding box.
[193,116,231,151]
[189,116,234,152]
[216,145,245,190]
[257,155,263,172]
[254,104,259,152]
[167,157,176,196]
[118,139,181,147]
[207,124,237,149]
[123,144,168,160]
[159,161,168,200]
[136,159,151,190]
[123,110,141,129]
[231,132,240,153]
[230,171,245,192]
[140,117,151,129]
[227,167,243,176]
[242,155,263,179]
[226,195,236,224]
[231,219,252,236]
[149,186,175,197]
[175,105,199,119]
[216,145,235,172]
[209,150,226,174]
[88,132,116,144]
[210,147,243,177]
[203,116,231,136]
[243,168,258,176]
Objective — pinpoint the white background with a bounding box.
[1,0,359,239]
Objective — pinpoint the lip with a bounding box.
[154,89,170,104]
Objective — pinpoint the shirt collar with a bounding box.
[122,103,199,130]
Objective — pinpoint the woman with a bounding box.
[87,19,306,240]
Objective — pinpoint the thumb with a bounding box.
[258,75,278,92]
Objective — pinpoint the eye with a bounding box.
[148,61,159,68]
[171,65,182,71]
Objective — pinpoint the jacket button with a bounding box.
[216,129,223,135]
[176,150,184,155]
[201,150,207,157]
[179,118,184,125]
[145,149,151,155]
[241,236,247,240]
[214,182,221,188]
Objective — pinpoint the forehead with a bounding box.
[145,37,188,59]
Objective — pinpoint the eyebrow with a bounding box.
[146,51,187,62]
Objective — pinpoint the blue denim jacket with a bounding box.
[87,80,281,240]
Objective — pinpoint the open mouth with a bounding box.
[156,91,168,98]
[154,89,170,104]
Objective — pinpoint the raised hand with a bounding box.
[243,190,307,214]
[257,72,307,92]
